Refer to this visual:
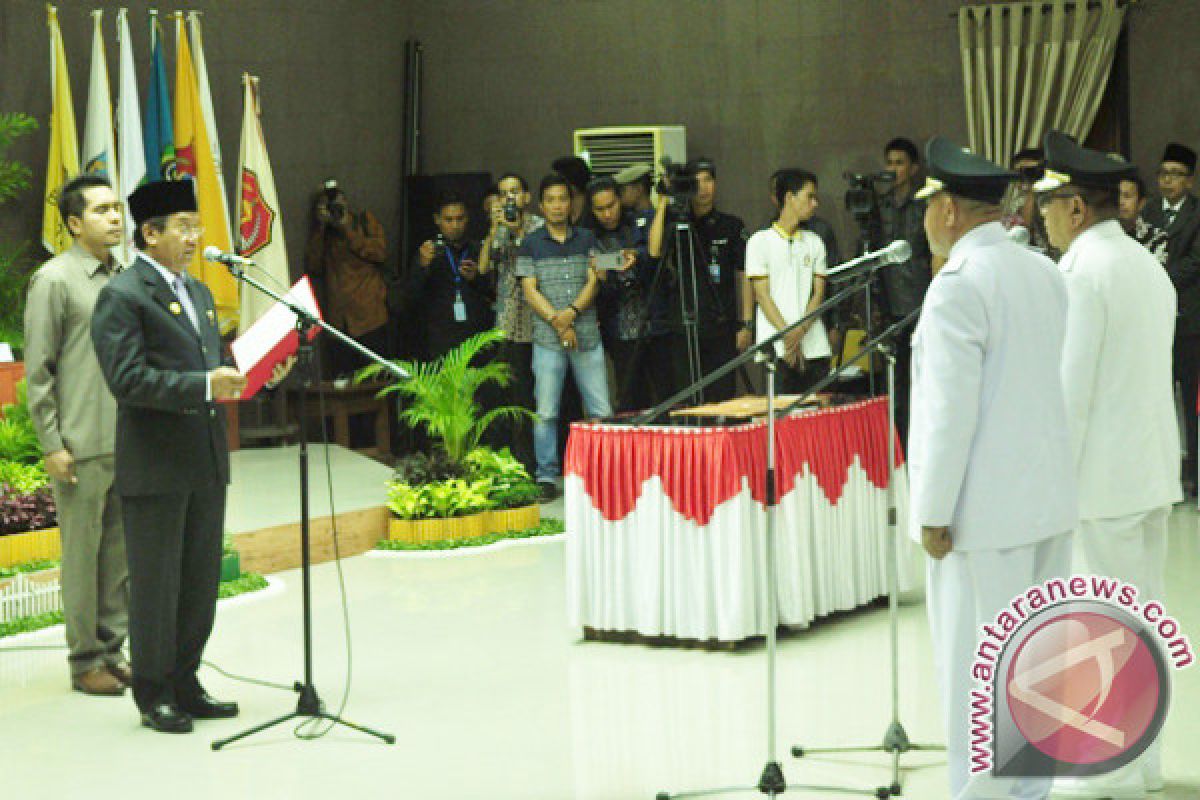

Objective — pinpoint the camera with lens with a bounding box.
[658,157,699,215]
[842,170,895,220]
[320,178,345,226]
[434,233,447,257]
[503,197,519,224]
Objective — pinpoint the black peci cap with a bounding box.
[915,137,1016,205]
[1034,130,1137,192]
[1162,142,1198,173]
[128,179,198,227]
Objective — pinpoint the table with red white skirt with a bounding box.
[563,397,921,644]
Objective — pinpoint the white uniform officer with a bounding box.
[1036,132,1181,798]
[910,137,1078,800]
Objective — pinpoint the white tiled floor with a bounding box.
[0,503,1197,800]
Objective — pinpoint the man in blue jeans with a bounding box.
[518,173,613,501]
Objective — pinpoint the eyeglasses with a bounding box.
[1035,191,1079,212]
[1157,168,1192,179]
[170,223,205,238]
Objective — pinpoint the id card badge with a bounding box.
[453,291,467,322]
[708,260,721,283]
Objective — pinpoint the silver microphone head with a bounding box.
[884,239,913,264]
[202,245,224,263]
[1007,225,1032,246]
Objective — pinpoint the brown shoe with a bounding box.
[106,661,133,686]
[72,667,125,696]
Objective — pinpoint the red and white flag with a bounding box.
[235,75,290,332]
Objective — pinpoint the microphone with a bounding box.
[826,239,912,279]
[203,246,255,268]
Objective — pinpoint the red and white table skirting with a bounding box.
[564,397,922,643]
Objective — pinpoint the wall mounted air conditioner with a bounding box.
[572,125,687,178]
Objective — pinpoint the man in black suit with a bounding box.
[91,180,246,733]
[1141,142,1200,492]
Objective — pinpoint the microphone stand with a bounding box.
[786,308,944,800]
[646,265,892,800]
[212,262,406,751]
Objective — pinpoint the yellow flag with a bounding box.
[173,15,237,329]
[42,5,80,255]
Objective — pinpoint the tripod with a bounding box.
[212,265,405,751]
[788,307,943,797]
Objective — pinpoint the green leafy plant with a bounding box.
[0,381,42,466]
[0,557,58,580]
[0,112,38,353]
[375,517,565,551]
[463,447,538,509]
[0,609,63,639]
[358,329,534,467]
[0,460,48,494]
[216,573,268,599]
[386,476,494,520]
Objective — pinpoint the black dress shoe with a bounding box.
[141,703,193,733]
[178,692,239,719]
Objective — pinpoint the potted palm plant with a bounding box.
[358,329,541,544]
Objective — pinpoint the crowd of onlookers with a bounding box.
[306,139,1200,500]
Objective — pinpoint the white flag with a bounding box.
[115,8,146,265]
[187,12,233,245]
[236,75,290,332]
[81,9,118,189]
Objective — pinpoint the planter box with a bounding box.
[0,527,61,568]
[386,504,540,546]
[487,504,540,533]
[388,512,489,544]
[220,551,241,582]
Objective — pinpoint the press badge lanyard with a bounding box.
[446,246,468,322]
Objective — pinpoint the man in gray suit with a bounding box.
[24,175,130,696]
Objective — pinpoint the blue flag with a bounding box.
[143,14,175,181]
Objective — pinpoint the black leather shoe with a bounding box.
[141,703,193,733]
[178,692,239,719]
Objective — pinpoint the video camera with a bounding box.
[843,170,895,219]
[658,157,699,215]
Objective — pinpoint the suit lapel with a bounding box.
[135,258,203,343]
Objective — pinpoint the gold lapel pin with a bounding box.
[169,301,182,315]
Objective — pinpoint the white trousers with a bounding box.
[926,532,1073,800]
[1058,506,1171,795]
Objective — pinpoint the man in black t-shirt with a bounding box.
[647,157,746,402]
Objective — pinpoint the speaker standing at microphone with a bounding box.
[745,168,833,393]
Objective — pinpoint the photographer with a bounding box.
[874,137,933,440]
[305,178,389,377]
[647,157,746,401]
[406,191,493,360]
[479,172,543,473]
[586,177,661,411]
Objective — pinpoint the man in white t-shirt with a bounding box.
[745,168,832,392]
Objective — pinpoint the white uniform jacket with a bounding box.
[1059,218,1182,519]
[908,221,1078,551]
